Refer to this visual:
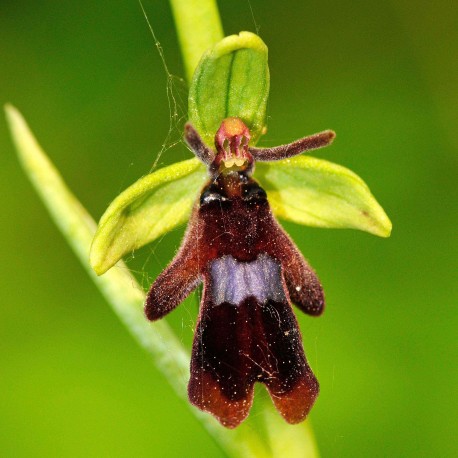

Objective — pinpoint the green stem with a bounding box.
[169,0,224,82]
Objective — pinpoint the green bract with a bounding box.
[256,157,392,237]
[90,159,206,275]
[188,31,269,146]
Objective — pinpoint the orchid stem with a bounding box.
[169,0,224,82]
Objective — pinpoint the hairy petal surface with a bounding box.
[189,287,318,429]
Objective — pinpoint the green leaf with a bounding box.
[188,31,270,146]
[90,158,207,275]
[256,156,392,237]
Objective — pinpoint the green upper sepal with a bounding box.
[188,31,270,148]
[256,156,392,237]
[90,158,206,275]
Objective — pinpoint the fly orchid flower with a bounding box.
[144,117,334,427]
[90,32,391,429]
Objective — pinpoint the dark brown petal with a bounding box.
[268,375,319,424]
[145,207,204,321]
[282,246,325,317]
[265,218,325,316]
[258,299,319,423]
[249,130,335,162]
[184,123,215,165]
[188,281,318,428]
[188,370,254,429]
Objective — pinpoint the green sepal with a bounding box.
[256,156,392,237]
[188,31,270,147]
[90,158,207,275]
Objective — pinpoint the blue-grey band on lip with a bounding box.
[210,254,286,306]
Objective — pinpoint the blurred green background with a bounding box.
[1,0,457,456]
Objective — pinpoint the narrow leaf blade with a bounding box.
[90,158,207,275]
[188,31,269,146]
[256,156,392,237]
[4,104,191,392]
